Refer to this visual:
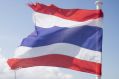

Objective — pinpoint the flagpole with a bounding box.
[14,70,17,79]
[96,76,101,79]
[95,0,103,10]
[95,0,103,79]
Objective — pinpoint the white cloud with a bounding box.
[0,67,73,79]
[0,53,8,73]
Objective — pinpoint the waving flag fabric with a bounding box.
[7,3,103,75]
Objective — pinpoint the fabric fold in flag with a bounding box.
[7,2,103,76]
[21,26,102,52]
[29,3,103,22]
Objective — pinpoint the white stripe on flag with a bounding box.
[14,43,101,63]
[33,12,102,28]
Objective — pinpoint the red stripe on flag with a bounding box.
[28,3,103,22]
[7,54,101,75]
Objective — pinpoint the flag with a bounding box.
[7,3,103,75]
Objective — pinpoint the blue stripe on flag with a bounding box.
[21,26,102,52]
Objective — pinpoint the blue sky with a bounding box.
[0,0,119,79]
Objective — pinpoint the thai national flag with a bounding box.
[7,3,103,75]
